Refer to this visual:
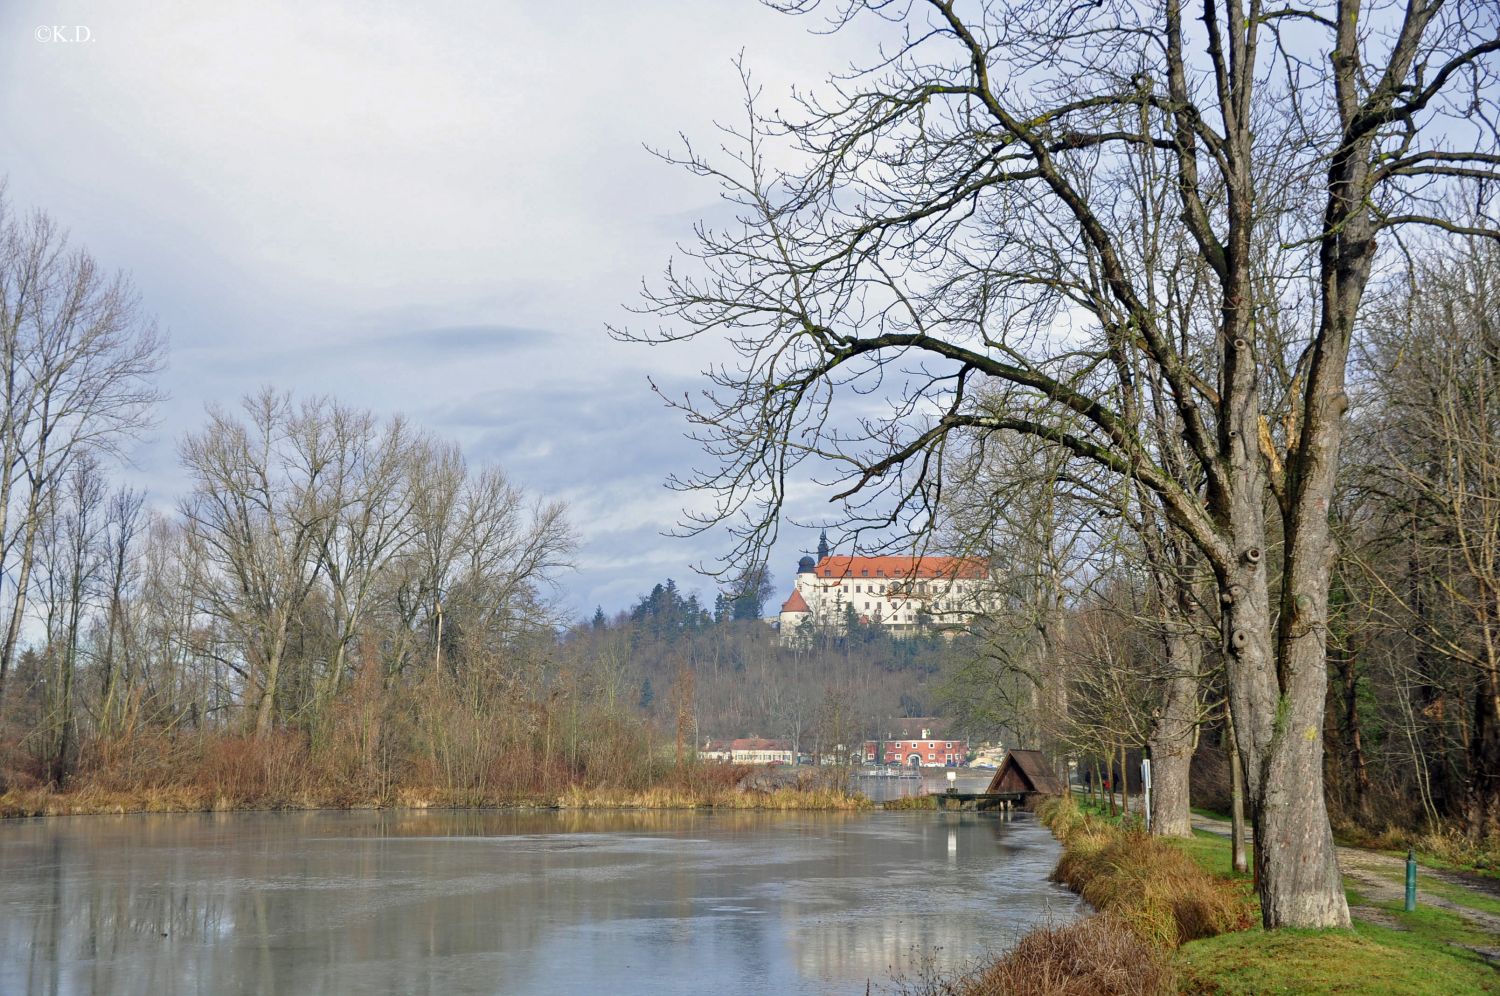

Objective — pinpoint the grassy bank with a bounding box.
[0,730,871,818]
[908,795,1498,995]
[0,778,872,818]
[882,794,938,811]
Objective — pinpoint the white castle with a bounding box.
[777,537,997,638]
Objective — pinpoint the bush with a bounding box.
[1042,794,1251,949]
[896,915,1175,996]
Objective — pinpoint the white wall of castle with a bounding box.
[779,568,996,636]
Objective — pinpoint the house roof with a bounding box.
[985,749,1066,795]
[812,555,989,581]
[880,717,952,739]
[780,589,810,613]
[730,737,791,751]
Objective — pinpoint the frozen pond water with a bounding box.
[0,808,1083,995]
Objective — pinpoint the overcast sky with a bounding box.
[1,1,887,618]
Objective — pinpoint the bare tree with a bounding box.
[97,484,145,737]
[0,196,164,700]
[628,0,1499,926]
[43,455,106,781]
[180,391,331,735]
[308,408,417,714]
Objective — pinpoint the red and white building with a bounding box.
[864,733,968,767]
[778,554,996,639]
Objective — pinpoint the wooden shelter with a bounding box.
[985,749,1065,797]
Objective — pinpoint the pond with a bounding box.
[0,808,1083,995]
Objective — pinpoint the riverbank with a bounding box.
[0,735,874,818]
[907,796,1500,995]
[0,783,875,818]
[0,776,876,817]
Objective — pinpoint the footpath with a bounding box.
[1190,811,1500,966]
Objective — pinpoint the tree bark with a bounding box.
[1149,626,1200,836]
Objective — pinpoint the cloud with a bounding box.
[0,0,885,616]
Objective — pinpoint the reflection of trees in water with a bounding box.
[792,912,1000,985]
[3,810,1077,995]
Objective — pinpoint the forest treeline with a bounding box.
[574,577,972,760]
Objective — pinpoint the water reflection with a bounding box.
[0,808,1082,995]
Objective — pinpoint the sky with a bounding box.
[1,1,885,619]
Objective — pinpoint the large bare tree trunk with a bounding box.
[1149,627,1200,837]
[1220,467,1348,927]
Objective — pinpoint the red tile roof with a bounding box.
[730,737,792,751]
[780,589,810,613]
[813,555,989,580]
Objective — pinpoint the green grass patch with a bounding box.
[1417,876,1500,918]
[1176,918,1498,995]
[1375,899,1498,952]
[1175,828,1254,880]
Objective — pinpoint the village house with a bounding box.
[862,721,968,767]
[699,737,795,765]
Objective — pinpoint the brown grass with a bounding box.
[883,793,938,810]
[1042,797,1252,948]
[894,796,1247,996]
[899,915,1174,996]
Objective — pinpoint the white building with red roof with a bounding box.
[777,549,997,638]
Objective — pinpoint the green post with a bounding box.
[1405,847,1417,912]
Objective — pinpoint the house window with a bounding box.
[928,753,935,760]
[946,742,952,749]
[861,569,868,577]
[864,602,870,610]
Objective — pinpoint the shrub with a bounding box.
[896,915,1174,996]
[1042,806,1252,950]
